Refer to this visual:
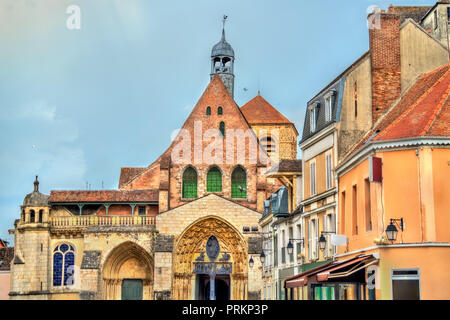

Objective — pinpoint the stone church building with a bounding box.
[9,26,298,300]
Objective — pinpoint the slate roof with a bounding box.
[265,159,303,175]
[49,189,159,203]
[346,63,450,159]
[0,247,14,271]
[241,95,293,125]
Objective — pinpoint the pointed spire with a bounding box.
[33,175,39,192]
[222,15,227,41]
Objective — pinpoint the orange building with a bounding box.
[333,64,450,300]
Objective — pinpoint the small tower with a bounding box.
[211,15,235,98]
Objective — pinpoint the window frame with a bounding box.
[52,243,75,287]
[310,160,316,196]
[231,166,247,199]
[206,166,222,192]
[325,152,333,190]
[182,167,198,199]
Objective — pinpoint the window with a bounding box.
[219,121,225,136]
[325,93,334,122]
[53,244,75,287]
[288,227,294,263]
[326,153,333,189]
[309,104,318,133]
[434,10,438,30]
[30,210,35,223]
[308,219,318,260]
[231,167,246,198]
[261,136,276,154]
[352,185,358,235]
[218,106,223,115]
[182,167,197,198]
[38,209,43,222]
[341,191,346,234]
[310,162,316,196]
[273,234,278,267]
[324,214,335,257]
[206,106,211,116]
[392,269,420,300]
[448,7,450,23]
[138,206,146,215]
[207,167,222,192]
[364,178,372,231]
[21,209,25,222]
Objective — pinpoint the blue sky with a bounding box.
[0,0,436,243]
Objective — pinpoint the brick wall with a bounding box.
[369,13,401,123]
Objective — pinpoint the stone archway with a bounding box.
[102,241,153,300]
[172,216,248,300]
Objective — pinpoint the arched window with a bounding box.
[231,167,247,198]
[182,167,197,198]
[30,210,35,223]
[218,107,223,115]
[207,167,222,192]
[38,210,44,223]
[219,121,225,136]
[21,209,25,222]
[53,244,75,287]
[206,106,211,116]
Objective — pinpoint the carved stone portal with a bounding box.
[172,216,248,300]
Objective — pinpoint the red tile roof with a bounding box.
[119,167,147,188]
[346,64,450,158]
[49,189,159,203]
[241,95,293,125]
[265,159,303,175]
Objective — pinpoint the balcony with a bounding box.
[50,215,156,231]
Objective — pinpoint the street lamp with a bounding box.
[286,239,304,255]
[385,218,404,242]
[260,251,266,264]
[249,256,254,269]
[318,231,335,251]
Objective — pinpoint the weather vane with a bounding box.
[223,15,228,28]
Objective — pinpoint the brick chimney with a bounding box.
[369,12,401,123]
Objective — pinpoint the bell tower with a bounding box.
[211,15,235,98]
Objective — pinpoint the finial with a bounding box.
[222,15,228,41]
[33,175,39,192]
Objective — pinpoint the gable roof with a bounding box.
[265,159,303,175]
[119,167,147,188]
[241,95,293,125]
[345,63,450,159]
[49,189,159,203]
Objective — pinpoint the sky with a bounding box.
[0,0,437,244]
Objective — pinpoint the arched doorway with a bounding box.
[173,216,248,300]
[102,241,153,300]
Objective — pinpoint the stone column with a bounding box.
[209,273,216,300]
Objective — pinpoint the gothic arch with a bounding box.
[172,215,248,300]
[102,241,154,300]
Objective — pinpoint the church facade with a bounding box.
[8,26,298,300]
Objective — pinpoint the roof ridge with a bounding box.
[376,67,450,140]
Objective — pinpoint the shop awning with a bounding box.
[284,255,377,288]
[317,255,377,282]
[285,262,334,288]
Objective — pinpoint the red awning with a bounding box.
[317,255,376,282]
[285,262,334,288]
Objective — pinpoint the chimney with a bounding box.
[369,12,401,123]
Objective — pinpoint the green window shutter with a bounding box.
[182,167,197,198]
[207,167,222,192]
[231,167,246,198]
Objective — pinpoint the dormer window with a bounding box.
[324,90,336,122]
[309,102,319,133]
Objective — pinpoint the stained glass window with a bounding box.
[206,106,211,116]
[207,167,222,192]
[53,244,75,287]
[231,167,246,198]
[182,167,197,198]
